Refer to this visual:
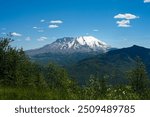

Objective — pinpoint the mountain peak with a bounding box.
[26,36,111,55]
[76,36,108,47]
[132,45,141,48]
[55,37,74,43]
[129,45,148,50]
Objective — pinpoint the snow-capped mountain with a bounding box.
[27,36,111,56]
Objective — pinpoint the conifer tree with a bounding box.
[128,57,149,99]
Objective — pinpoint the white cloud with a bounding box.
[25,37,31,41]
[48,20,63,28]
[93,29,99,32]
[50,20,63,24]
[114,13,139,28]
[11,32,22,37]
[114,13,139,20]
[37,36,48,41]
[116,20,131,27]
[40,19,45,22]
[33,27,44,31]
[144,0,150,3]
[33,26,38,29]
[48,24,59,28]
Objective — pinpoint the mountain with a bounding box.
[26,36,111,65]
[27,36,110,56]
[70,45,150,84]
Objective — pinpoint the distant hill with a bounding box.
[70,45,150,84]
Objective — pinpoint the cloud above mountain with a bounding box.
[93,29,99,32]
[33,27,38,29]
[40,19,45,22]
[37,36,48,41]
[50,20,63,24]
[32,19,63,31]
[48,20,63,29]
[114,13,139,28]
[49,24,59,28]
[116,20,130,27]
[144,0,150,3]
[11,32,22,37]
[114,13,139,20]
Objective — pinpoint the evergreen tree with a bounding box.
[127,57,149,99]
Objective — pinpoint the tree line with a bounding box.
[0,37,150,99]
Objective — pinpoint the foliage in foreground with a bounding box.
[0,37,150,100]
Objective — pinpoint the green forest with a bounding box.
[0,37,150,100]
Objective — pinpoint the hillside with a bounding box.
[70,45,150,84]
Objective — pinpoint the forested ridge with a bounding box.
[0,37,150,100]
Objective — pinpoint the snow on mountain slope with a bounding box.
[26,36,111,56]
[73,36,108,50]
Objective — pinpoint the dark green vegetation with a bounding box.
[1,37,150,99]
[71,45,150,84]
[30,52,98,66]
[28,45,150,85]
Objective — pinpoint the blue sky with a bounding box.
[0,0,150,50]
